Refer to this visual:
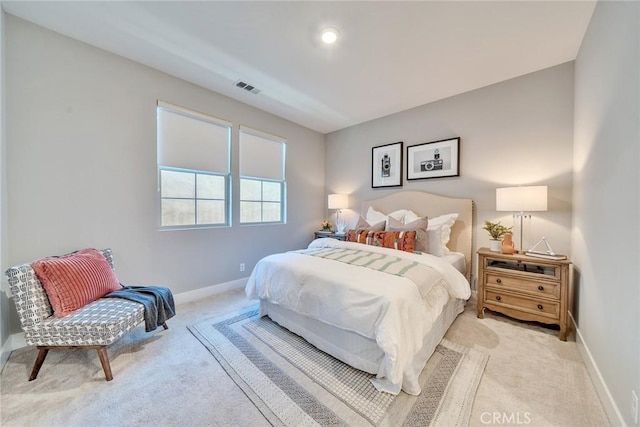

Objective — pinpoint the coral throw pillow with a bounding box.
[386,216,429,253]
[346,229,416,253]
[31,248,122,317]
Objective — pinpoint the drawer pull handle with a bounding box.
[496,279,502,284]
[495,296,502,301]
[537,285,544,291]
[537,304,543,310]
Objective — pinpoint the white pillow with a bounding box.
[366,207,407,225]
[404,210,458,256]
[354,216,385,231]
[426,213,458,256]
[404,210,420,224]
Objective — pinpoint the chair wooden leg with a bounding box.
[161,322,169,330]
[95,346,113,381]
[29,347,49,381]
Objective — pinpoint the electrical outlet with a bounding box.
[240,263,245,272]
[632,390,638,424]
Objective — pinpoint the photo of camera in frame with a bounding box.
[381,154,391,177]
[420,148,443,172]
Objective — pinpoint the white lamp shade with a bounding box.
[496,186,548,212]
[328,194,349,210]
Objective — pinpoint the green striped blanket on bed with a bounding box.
[299,247,435,294]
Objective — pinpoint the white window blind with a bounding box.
[157,101,231,174]
[239,127,285,180]
[157,101,231,228]
[239,127,286,224]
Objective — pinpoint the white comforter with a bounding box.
[245,238,470,395]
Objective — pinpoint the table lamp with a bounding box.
[328,194,349,234]
[496,186,547,252]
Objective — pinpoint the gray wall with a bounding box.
[0,8,9,355]
[4,16,325,334]
[325,62,575,287]
[573,1,639,425]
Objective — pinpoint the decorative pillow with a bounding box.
[354,216,385,231]
[427,213,459,256]
[405,211,459,256]
[365,207,407,225]
[386,216,428,253]
[31,248,122,317]
[404,210,420,224]
[346,229,416,253]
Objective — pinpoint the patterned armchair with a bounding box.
[5,248,166,381]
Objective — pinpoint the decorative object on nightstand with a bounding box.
[496,185,548,252]
[320,220,332,232]
[476,247,571,341]
[328,194,349,234]
[482,220,512,252]
[526,237,567,260]
[501,232,515,254]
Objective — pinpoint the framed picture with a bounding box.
[407,137,460,180]
[372,141,403,188]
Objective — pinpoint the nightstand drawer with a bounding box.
[484,257,561,280]
[484,289,559,319]
[485,273,559,299]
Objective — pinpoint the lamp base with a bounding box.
[512,213,532,252]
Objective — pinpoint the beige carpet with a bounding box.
[189,307,488,426]
[0,289,610,426]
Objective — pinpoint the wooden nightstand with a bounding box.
[476,247,571,341]
[314,231,347,241]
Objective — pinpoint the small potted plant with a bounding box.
[320,221,333,232]
[483,220,512,252]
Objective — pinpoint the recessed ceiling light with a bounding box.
[321,27,339,44]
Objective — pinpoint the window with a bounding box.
[157,102,231,228]
[239,127,286,224]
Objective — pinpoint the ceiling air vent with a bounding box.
[234,80,261,95]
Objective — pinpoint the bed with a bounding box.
[245,191,474,396]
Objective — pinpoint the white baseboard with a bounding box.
[569,312,626,426]
[173,277,247,305]
[0,278,248,372]
[0,331,26,374]
[0,339,10,375]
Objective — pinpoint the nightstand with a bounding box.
[476,247,571,341]
[314,231,347,241]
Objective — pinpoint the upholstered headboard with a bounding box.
[361,191,474,281]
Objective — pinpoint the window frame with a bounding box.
[157,101,231,230]
[239,126,287,225]
[239,176,286,225]
[159,166,230,230]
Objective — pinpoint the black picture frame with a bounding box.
[407,137,460,180]
[371,141,403,188]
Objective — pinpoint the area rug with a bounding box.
[189,307,488,427]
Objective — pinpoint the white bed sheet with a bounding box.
[441,251,466,274]
[245,239,470,395]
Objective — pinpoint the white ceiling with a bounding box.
[3,1,596,134]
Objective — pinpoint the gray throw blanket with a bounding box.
[104,286,176,332]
